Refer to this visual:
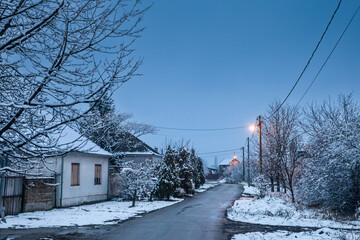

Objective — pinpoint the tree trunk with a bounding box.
[149,191,153,202]
[132,189,137,207]
[270,177,274,192]
[283,179,287,193]
[276,178,280,192]
[290,186,295,203]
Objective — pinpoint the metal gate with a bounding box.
[2,176,24,215]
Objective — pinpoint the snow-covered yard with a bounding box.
[228,195,360,229]
[194,179,226,193]
[0,200,182,229]
[232,228,360,240]
[229,185,360,239]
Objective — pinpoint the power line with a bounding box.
[155,125,249,131]
[198,148,241,156]
[296,3,360,107]
[264,0,342,121]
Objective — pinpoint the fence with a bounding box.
[2,176,24,215]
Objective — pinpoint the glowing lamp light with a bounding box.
[249,124,256,132]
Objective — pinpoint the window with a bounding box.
[94,164,101,185]
[71,163,80,186]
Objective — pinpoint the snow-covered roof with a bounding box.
[56,126,112,157]
[124,151,162,157]
[219,158,235,166]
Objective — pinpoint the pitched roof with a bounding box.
[57,126,112,157]
[124,151,162,157]
[219,158,234,166]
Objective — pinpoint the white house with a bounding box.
[54,126,112,207]
[23,126,112,211]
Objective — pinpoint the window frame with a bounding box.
[94,164,101,185]
[71,163,80,186]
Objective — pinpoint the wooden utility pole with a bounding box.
[258,115,263,175]
[241,147,245,181]
[247,137,250,186]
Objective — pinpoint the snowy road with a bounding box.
[0,183,242,240]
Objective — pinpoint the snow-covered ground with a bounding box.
[242,184,260,196]
[228,195,360,229]
[232,228,360,240]
[0,200,182,229]
[229,185,360,239]
[195,179,226,193]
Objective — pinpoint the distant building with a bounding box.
[218,155,240,175]
[205,167,219,180]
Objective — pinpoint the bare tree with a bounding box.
[262,102,301,199]
[0,0,148,173]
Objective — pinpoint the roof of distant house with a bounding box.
[219,157,239,166]
[57,126,112,157]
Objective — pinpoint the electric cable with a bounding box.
[155,125,249,131]
[295,3,360,107]
[198,148,241,156]
[263,0,342,121]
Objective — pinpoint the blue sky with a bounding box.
[114,0,360,166]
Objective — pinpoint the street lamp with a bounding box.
[248,124,256,132]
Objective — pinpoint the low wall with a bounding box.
[23,178,55,212]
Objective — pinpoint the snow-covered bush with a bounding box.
[253,175,267,197]
[223,164,243,183]
[298,95,360,215]
[116,161,158,205]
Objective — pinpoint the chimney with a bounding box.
[154,147,159,153]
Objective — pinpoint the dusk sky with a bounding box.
[114,0,360,166]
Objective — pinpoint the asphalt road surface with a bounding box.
[0,183,243,240]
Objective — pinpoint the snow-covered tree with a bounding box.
[298,94,360,214]
[0,0,148,173]
[156,146,180,200]
[78,94,155,165]
[224,164,243,183]
[155,145,205,199]
[178,146,194,195]
[116,160,158,206]
[262,103,300,193]
[190,149,206,189]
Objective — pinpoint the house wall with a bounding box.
[57,152,109,207]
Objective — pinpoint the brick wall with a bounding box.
[23,178,55,212]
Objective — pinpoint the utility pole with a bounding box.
[241,147,245,182]
[247,137,250,186]
[258,115,263,175]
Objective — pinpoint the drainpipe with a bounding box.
[60,156,64,207]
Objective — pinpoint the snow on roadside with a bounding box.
[228,195,360,229]
[195,179,226,193]
[0,200,182,229]
[242,185,260,196]
[232,228,360,240]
